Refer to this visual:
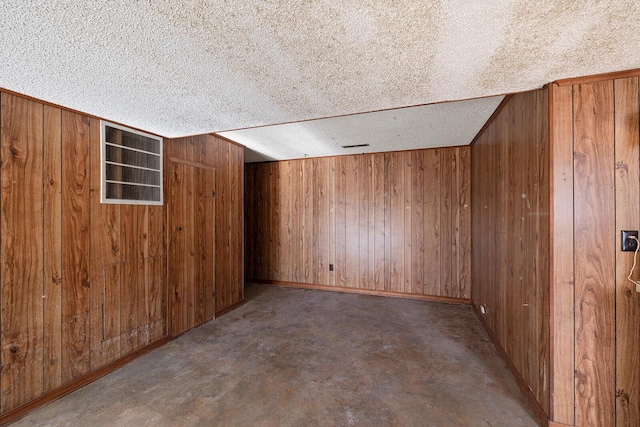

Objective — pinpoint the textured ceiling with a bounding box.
[1,1,640,161]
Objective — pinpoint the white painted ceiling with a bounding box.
[2,1,640,162]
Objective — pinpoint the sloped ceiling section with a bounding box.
[1,1,640,160]
[222,96,505,162]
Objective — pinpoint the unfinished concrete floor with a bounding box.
[14,284,538,426]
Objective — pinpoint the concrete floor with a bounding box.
[14,284,538,426]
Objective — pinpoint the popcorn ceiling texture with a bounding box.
[1,1,640,159]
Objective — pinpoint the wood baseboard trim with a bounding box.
[215,299,245,317]
[0,336,172,426]
[471,302,550,427]
[548,422,575,427]
[248,279,471,305]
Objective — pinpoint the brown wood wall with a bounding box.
[0,92,166,414]
[245,147,471,299]
[0,91,245,418]
[164,135,244,336]
[550,76,640,427]
[471,89,551,416]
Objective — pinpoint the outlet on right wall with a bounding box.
[472,74,640,427]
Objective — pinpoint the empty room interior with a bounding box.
[1,2,640,426]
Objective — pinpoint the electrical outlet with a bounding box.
[329,264,334,271]
[621,230,639,251]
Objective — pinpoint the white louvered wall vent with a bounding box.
[100,121,163,205]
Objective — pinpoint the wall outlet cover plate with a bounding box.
[621,230,639,252]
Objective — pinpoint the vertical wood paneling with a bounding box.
[279,161,292,281]
[302,160,314,283]
[61,110,91,383]
[411,151,424,295]
[458,146,471,299]
[345,156,359,288]
[573,81,616,427]
[471,89,551,418]
[292,161,304,284]
[366,155,375,291]
[373,154,386,291]
[120,205,138,353]
[328,158,337,287]
[215,140,229,309]
[231,143,244,305]
[0,94,44,411]
[439,149,453,297]
[42,105,63,392]
[184,156,195,330]
[403,152,412,294]
[166,134,242,327]
[245,146,471,299]
[192,137,207,327]
[549,83,575,425]
[88,117,120,370]
[389,152,404,293]
[314,158,330,285]
[137,206,150,347]
[0,90,167,418]
[204,140,216,320]
[216,140,242,312]
[614,77,640,427]
[357,155,370,290]
[335,157,347,287]
[423,149,441,295]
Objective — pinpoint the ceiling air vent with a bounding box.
[341,143,370,149]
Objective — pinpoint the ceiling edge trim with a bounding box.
[554,67,640,87]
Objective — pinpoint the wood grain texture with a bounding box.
[216,140,231,311]
[373,154,385,291]
[471,89,551,417]
[549,83,575,425]
[61,110,91,384]
[345,155,359,289]
[165,134,243,333]
[120,205,139,353]
[423,149,441,296]
[457,146,471,299]
[203,139,216,322]
[315,158,330,286]
[245,146,471,299]
[88,116,121,370]
[613,76,640,427]
[573,81,616,427]
[388,152,404,293]
[43,105,63,393]
[0,89,167,417]
[0,94,45,411]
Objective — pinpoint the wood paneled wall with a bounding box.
[245,147,471,300]
[549,76,640,427]
[0,92,166,415]
[164,134,244,336]
[471,89,551,416]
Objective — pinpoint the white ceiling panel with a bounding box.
[220,96,504,162]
